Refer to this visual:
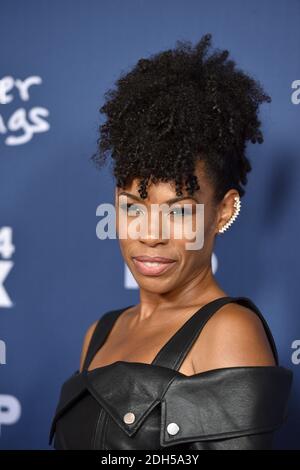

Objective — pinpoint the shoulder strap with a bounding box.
[82,297,279,372]
[151,296,279,371]
[81,305,134,371]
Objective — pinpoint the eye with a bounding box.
[119,202,144,216]
[169,206,193,217]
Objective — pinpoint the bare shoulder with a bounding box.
[79,319,99,373]
[191,302,276,374]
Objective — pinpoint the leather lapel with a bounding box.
[84,361,177,437]
[160,365,293,446]
[49,362,177,444]
[49,363,293,446]
[49,369,86,444]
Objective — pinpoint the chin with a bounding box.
[135,276,176,294]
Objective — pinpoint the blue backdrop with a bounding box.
[0,0,299,450]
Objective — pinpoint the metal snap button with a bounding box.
[167,422,180,435]
[123,412,135,424]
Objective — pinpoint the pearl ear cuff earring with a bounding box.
[218,195,241,233]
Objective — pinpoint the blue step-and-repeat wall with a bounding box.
[0,0,299,450]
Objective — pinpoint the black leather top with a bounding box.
[49,296,293,450]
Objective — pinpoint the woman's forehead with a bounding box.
[115,160,214,202]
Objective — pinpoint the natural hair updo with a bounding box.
[91,33,271,204]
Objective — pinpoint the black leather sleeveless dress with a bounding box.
[49,296,293,450]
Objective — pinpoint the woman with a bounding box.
[49,33,293,450]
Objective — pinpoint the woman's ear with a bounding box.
[215,190,240,235]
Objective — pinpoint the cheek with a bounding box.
[172,239,198,266]
[118,238,131,262]
[173,219,211,260]
[179,238,204,260]
[173,216,204,244]
[201,203,217,239]
[116,206,131,239]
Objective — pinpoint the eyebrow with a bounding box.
[118,191,199,204]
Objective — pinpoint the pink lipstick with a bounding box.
[132,256,177,276]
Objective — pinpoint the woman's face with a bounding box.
[115,160,228,294]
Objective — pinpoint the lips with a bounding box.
[133,256,175,263]
[132,256,177,276]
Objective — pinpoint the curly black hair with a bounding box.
[90,33,271,204]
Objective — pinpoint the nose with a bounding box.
[139,207,169,246]
[140,234,168,247]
